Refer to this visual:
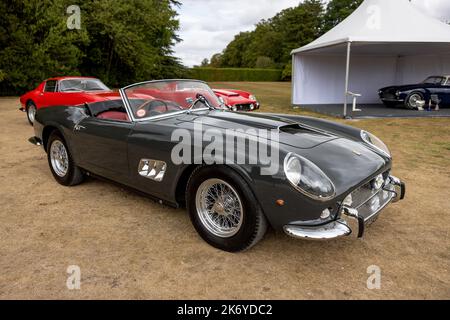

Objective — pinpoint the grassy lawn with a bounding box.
[210,82,450,170]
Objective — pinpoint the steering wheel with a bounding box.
[135,99,181,118]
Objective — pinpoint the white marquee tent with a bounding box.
[291,0,450,116]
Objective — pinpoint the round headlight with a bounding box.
[284,153,335,201]
[232,106,238,112]
[249,95,256,101]
[361,131,391,158]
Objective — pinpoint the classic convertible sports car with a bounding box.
[19,76,114,125]
[379,75,450,109]
[213,89,260,112]
[29,79,405,252]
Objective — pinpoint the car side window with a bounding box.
[44,80,57,92]
[445,78,450,86]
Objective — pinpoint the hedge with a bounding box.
[189,68,282,82]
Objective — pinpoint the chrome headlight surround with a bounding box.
[361,130,391,158]
[249,94,256,101]
[284,153,336,202]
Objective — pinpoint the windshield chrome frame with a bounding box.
[119,79,214,122]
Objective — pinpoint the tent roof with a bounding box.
[292,0,450,55]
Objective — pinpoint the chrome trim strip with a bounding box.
[119,88,135,122]
[119,80,212,122]
[121,79,206,91]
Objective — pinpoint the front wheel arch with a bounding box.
[186,165,268,252]
[176,164,257,208]
[405,91,426,109]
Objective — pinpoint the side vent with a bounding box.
[138,159,167,182]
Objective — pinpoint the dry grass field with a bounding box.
[0,82,449,299]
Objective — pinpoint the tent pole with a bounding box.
[344,41,351,118]
[291,54,295,107]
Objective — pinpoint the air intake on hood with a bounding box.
[279,124,332,137]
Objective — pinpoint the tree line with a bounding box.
[200,0,363,78]
[0,0,184,94]
[0,0,364,94]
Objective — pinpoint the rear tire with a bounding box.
[26,101,37,126]
[47,131,84,186]
[186,166,267,252]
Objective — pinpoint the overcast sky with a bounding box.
[173,0,450,67]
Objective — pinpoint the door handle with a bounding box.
[74,124,86,131]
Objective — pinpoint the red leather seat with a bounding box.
[97,111,129,121]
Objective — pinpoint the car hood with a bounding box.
[174,110,339,149]
[168,110,388,192]
[380,84,430,92]
[213,89,240,97]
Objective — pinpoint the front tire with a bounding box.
[187,166,267,252]
[47,132,84,186]
[26,101,37,126]
[405,92,424,110]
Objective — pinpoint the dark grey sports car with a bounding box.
[30,79,405,252]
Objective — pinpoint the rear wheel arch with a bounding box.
[42,126,60,151]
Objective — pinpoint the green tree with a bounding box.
[200,58,209,67]
[220,32,253,67]
[0,0,88,93]
[322,0,363,33]
[255,56,276,69]
[218,0,324,71]
[78,0,183,86]
[209,53,223,68]
[0,0,184,94]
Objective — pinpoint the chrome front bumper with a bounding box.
[284,176,405,240]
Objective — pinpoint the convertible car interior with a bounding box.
[85,100,130,121]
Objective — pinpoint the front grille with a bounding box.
[236,104,252,111]
[349,172,394,221]
[381,93,396,99]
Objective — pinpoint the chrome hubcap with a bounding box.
[408,94,422,108]
[195,179,243,238]
[28,105,36,123]
[50,140,69,177]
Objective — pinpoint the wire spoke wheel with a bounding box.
[195,178,244,238]
[27,104,36,124]
[50,140,69,177]
[408,93,423,109]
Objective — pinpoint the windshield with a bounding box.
[60,78,110,92]
[123,80,223,120]
[422,76,444,85]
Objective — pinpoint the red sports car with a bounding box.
[212,89,260,112]
[19,76,116,125]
